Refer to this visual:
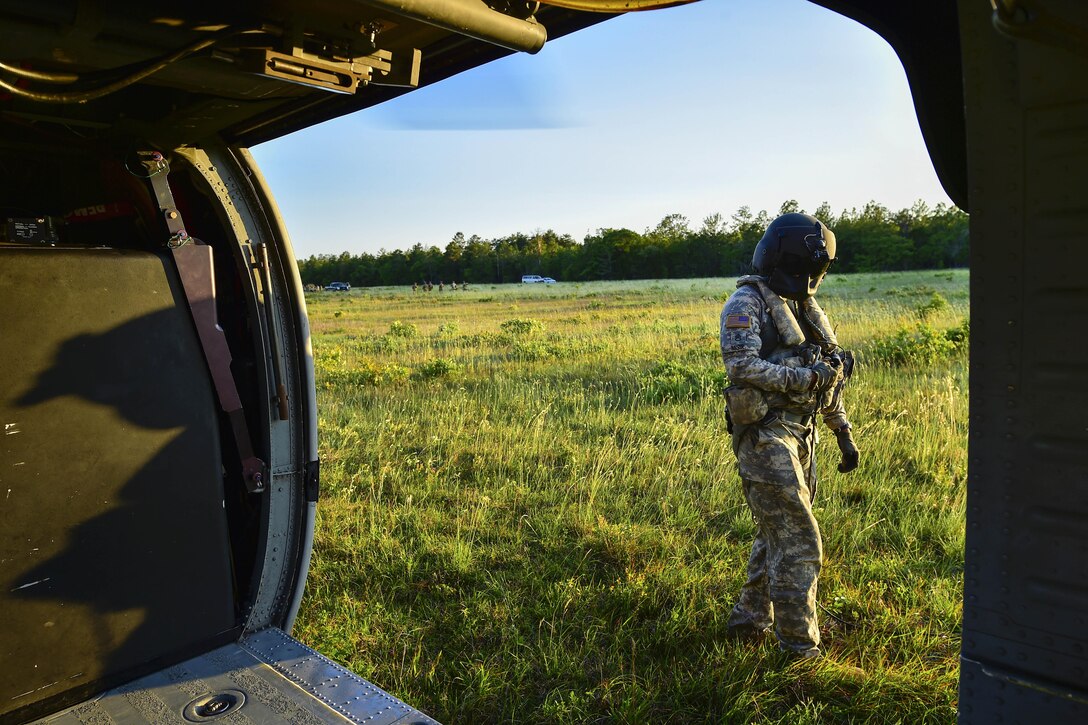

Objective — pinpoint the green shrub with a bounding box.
[868,320,969,366]
[458,332,503,348]
[915,292,950,319]
[945,318,970,352]
[500,318,545,336]
[411,357,461,381]
[387,321,419,338]
[321,360,409,388]
[313,343,344,370]
[346,334,409,354]
[508,339,550,361]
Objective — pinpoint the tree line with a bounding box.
[298,199,968,287]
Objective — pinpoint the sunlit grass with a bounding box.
[297,269,968,724]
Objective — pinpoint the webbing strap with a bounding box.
[141,152,265,493]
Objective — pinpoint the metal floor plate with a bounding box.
[33,628,439,725]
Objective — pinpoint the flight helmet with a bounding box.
[751,213,836,300]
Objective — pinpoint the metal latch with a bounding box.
[236,35,420,94]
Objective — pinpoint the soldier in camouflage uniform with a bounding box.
[719,213,860,658]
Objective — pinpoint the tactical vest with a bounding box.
[735,276,831,362]
[730,276,841,421]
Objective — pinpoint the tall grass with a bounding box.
[297,270,968,723]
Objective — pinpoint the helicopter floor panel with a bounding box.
[33,628,439,725]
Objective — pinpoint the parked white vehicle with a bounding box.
[521,275,556,284]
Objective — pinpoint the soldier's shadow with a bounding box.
[3,308,237,715]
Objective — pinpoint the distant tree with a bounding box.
[911,202,969,267]
[378,249,410,284]
[700,212,727,236]
[729,206,765,245]
[779,199,802,215]
[813,201,834,224]
[444,232,466,280]
[446,232,466,261]
[645,213,691,244]
[461,234,493,282]
[492,237,522,283]
[294,197,968,287]
[835,201,910,271]
[582,228,645,279]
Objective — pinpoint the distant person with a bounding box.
[438,281,444,292]
[719,213,859,660]
[412,282,418,293]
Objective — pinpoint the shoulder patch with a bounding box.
[725,314,752,329]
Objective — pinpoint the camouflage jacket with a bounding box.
[720,276,849,431]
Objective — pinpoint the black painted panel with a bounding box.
[959,1,1088,720]
[959,658,1088,725]
[0,248,236,719]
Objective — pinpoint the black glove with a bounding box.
[808,359,840,393]
[835,426,859,473]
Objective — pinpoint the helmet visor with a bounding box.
[774,238,833,300]
[777,247,832,279]
[763,219,836,300]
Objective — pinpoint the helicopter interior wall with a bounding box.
[0,137,272,586]
[0,247,239,722]
[797,3,1088,718]
[955,0,1088,720]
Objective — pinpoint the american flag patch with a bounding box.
[725,314,751,329]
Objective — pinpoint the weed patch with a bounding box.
[867,320,969,366]
[915,292,950,319]
[388,320,420,338]
[637,360,727,403]
[411,357,461,381]
[321,359,409,388]
[501,318,545,336]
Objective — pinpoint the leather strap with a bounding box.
[141,152,266,493]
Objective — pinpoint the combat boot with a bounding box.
[725,622,769,644]
[780,646,821,660]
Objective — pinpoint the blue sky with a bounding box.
[250,0,955,259]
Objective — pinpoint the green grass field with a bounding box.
[296,270,969,724]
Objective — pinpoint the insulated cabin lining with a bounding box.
[0,247,237,721]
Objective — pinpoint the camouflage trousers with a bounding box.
[728,417,823,654]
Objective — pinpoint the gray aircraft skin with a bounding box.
[0,1,1083,723]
